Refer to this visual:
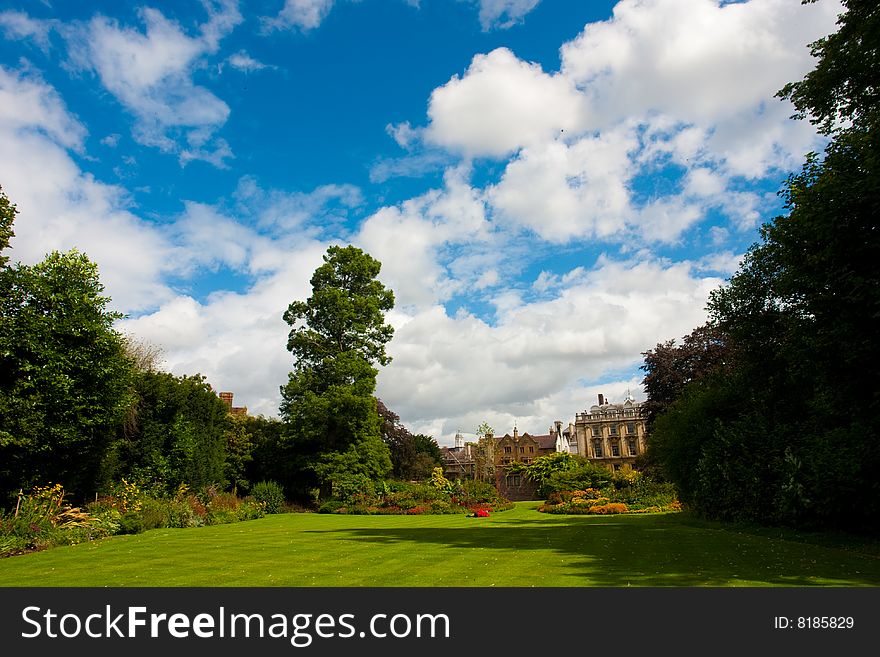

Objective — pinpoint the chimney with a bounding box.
[219,392,234,408]
[554,420,563,437]
[598,393,605,406]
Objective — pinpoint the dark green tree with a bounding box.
[377,398,441,480]
[641,324,729,430]
[0,213,133,500]
[280,246,394,499]
[649,0,880,533]
[113,371,228,493]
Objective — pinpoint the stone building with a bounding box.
[571,392,647,471]
[439,431,476,480]
[439,393,646,500]
[440,422,577,501]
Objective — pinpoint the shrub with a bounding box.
[332,474,377,506]
[202,491,265,525]
[118,512,144,534]
[139,498,171,530]
[251,480,285,514]
[318,500,345,514]
[588,503,628,515]
[0,484,107,556]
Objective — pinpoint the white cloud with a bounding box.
[100,133,121,148]
[65,3,242,165]
[262,0,335,32]
[0,66,178,312]
[226,50,269,73]
[425,48,589,158]
[0,65,86,150]
[0,11,54,51]
[355,166,491,310]
[560,0,840,126]
[377,255,720,443]
[261,0,539,33]
[234,176,363,237]
[474,0,542,31]
[489,125,637,242]
[385,121,419,149]
[119,240,332,417]
[420,0,839,246]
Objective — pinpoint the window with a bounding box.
[626,423,635,435]
[592,440,603,458]
[627,438,637,456]
[529,446,534,453]
[519,446,525,453]
[609,425,618,436]
[593,426,602,437]
[502,457,511,465]
[504,446,512,454]
[611,442,620,457]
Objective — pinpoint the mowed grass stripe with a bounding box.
[1,503,878,587]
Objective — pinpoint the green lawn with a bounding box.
[1,502,878,586]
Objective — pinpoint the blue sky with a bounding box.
[0,0,840,444]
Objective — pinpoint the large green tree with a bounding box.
[0,189,133,500]
[648,0,880,533]
[279,245,394,499]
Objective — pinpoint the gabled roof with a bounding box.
[531,434,557,450]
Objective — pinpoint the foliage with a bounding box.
[111,371,229,494]
[537,469,679,516]
[640,324,729,431]
[224,414,255,494]
[251,480,285,514]
[377,398,441,480]
[235,415,286,495]
[508,451,577,497]
[643,0,880,534]
[280,246,394,498]
[540,456,612,498]
[0,185,15,268]
[0,484,109,557]
[316,477,513,515]
[776,0,879,136]
[429,467,454,494]
[0,236,134,499]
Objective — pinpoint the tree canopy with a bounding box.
[645,0,880,534]
[279,246,395,498]
[0,195,133,499]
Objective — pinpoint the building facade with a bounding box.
[572,393,647,472]
[440,393,647,500]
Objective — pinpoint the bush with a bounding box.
[537,471,681,516]
[0,484,108,556]
[543,461,614,497]
[332,474,377,506]
[318,500,345,514]
[118,512,144,535]
[321,478,514,515]
[251,480,285,514]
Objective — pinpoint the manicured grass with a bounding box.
[1,502,878,586]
